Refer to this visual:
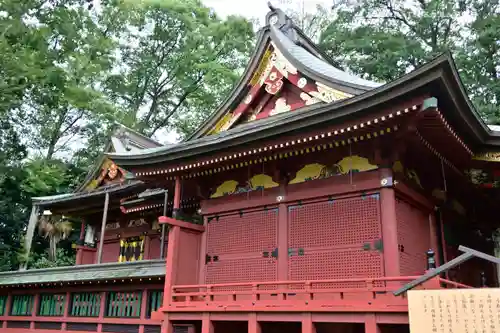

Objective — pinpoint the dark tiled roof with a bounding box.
[0,260,165,286]
[32,180,144,205]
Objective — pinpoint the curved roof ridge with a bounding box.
[269,25,382,93]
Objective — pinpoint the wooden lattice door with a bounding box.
[287,194,384,287]
[205,208,278,287]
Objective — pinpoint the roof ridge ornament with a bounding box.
[265,2,287,28]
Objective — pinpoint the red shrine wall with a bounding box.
[200,171,390,287]
[175,230,201,286]
[395,198,431,276]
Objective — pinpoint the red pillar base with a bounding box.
[248,313,261,333]
[302,313,316,333]
[365,314,381,333]
[201,313,214,333]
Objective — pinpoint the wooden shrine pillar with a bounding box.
[429,212,441,266]
[364,314,381,333]
[97,192,110,264]
[161,176,182,308]
[76,220,86,265]
[173,176,181,218]
[20,205,40,271]
[379,168,400,278]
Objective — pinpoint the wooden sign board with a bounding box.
[408,289,500,333]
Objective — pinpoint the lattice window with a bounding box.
[10,295,34,316]
[105,291,142,318]
[69,292,101,317]
[146,290,163,318]
[288,195,383,286]
[205,209,278,286]
[0,295,7,316]
[39,294,66,316]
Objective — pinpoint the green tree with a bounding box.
[319,0,499,122]
[104,0,255,139]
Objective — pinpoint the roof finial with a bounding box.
[267,1,276,11]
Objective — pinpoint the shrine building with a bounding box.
[1,5,500,333]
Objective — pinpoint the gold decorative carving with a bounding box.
[250,48,272,86]
[336,156,378,174]
[392,161,422,188]
[128,218,148,228]
[473,152,500,162]
[289,163,326,184]
[249,174,279,190]
[300,92,321,106]
[209,113,233,135]
[211,180,239,198]
[309,82,353,103]
[269,97,291,116]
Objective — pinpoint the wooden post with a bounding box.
[429,213,440,266]
[173,176,181,218]
[20,205,39,271]
[97,192,110,264]
[97,291,106,333]
[277,202,288,281]
[201,313,214,333]
[2,293,11,328]
[198,216,208,284]
[302,313,316,333]
[162,225,180,308]
[248,312,261,333]
[160,190,168,259]
[379,168,400,278]
[30,293,40,329]
[61,291,70,330]
[364,314,380,333]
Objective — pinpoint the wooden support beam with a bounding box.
[20,205,39,271]
[160,190,169,259]
[393,245,500,296]
[97,192,110,264]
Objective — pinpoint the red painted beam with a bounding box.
[158,216,205,232]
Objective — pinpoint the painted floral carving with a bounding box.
[269,97,291,116]
[297,77,307,88]
[264,77,283,95]
[300,92,321,106]
[270,44,297,78]
[244,94,253,104]
[309,82,353,103]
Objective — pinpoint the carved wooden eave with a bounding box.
[33,124,162,212]
[188,6,382,140]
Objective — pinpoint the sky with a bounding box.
[203,0,331,22]
[156,0,332,143]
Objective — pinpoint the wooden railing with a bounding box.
[168,276,450,312]
[0,288,164,333]
[438,277,472,289]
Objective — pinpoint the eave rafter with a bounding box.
[133,104,422,179]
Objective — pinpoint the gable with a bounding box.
[207,42,354,136]
[84,159,131,191]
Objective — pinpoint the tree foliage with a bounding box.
[319,0,500,122]
[0,0,254,271]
